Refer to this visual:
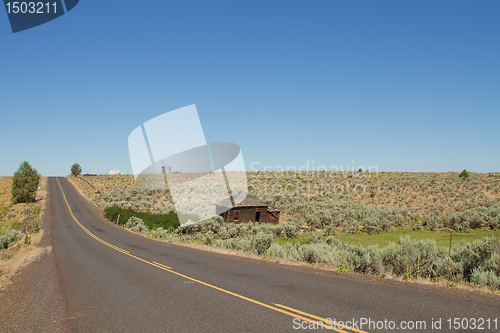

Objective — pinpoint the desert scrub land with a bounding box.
[70,174,176,214]
[71,171,500,235]
[0,177,41,233]
[0,177,42,253]
[69,171,500,291]
[0,177,45,289]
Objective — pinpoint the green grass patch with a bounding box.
[10,219,20,229]
[333,228,500,248]
[275,234,311,246]
[104,206,181,231]
[273,228,500,248]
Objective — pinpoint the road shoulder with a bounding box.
[0,177,65,332]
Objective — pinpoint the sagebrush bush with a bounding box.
[237,238,252,252]
[470,269,500,289]
[300,244,320,263]
[0,227,24,249]
[150,227,168,239]
[21,207,33,216]
[204,231,214,245]
[201,216,223,234]
[125,216,148,233]
[259,233,499,288]
[253,231,273,255]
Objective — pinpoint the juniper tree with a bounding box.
[71,163,82,176]
[459,169,470,180]
[11,161,41,203]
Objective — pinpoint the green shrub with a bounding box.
[71,163,82,176]
[0,227,24,249]
[204,231,214,245]
[273,223,285,238]
[253,232,273,254]
[471,269,500,289]
[177,220,202,234]
[300,244,320,264]
[201,217,223,234]
[215,238,239,250]
[24,233,31,246]
[104,206,180,230]
[283,223,297,239]
[218,226,231,240]
[10,219,20,229]
[21,207,33,216]
[309,231,321,244]
[459,169,470,180]
[125,216,148,233]
[11,161,41,203]
[237,238,252,252]
[325,225,335,236]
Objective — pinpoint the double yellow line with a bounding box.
[56,178,368,333]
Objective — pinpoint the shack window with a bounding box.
[234,211,239,221]
[255,211,261,222]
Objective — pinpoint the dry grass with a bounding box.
[0,177,40,233]
[68,171,500,224]
[0,177,47,288]
[0,229,50,291]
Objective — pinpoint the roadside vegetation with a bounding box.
[104,206,180,231]
[11,161,40,204]
[69,171,500,292]
[70,163,82,177]
[0,162,42,259]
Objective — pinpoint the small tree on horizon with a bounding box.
[458,169,470,180]
[71,163,82,176]
[11,161,41,203]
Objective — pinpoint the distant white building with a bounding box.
[162,164,171,174]
[108,168,124,175]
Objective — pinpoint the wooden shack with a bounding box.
[216,193,280,224]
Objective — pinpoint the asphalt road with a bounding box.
[41,177,500,332]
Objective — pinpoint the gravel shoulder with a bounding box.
[0,178,65,332]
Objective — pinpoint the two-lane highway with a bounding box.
[49,177,500,332]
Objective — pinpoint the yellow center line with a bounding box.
[56,185,130,254]
[152,261,172,269]
[274,304,367,333]
[55,178,367,333]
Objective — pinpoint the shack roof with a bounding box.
[217,192,268,208]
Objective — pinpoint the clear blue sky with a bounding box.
[1,1,499,176]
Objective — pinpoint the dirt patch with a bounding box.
[0,229,51,291]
